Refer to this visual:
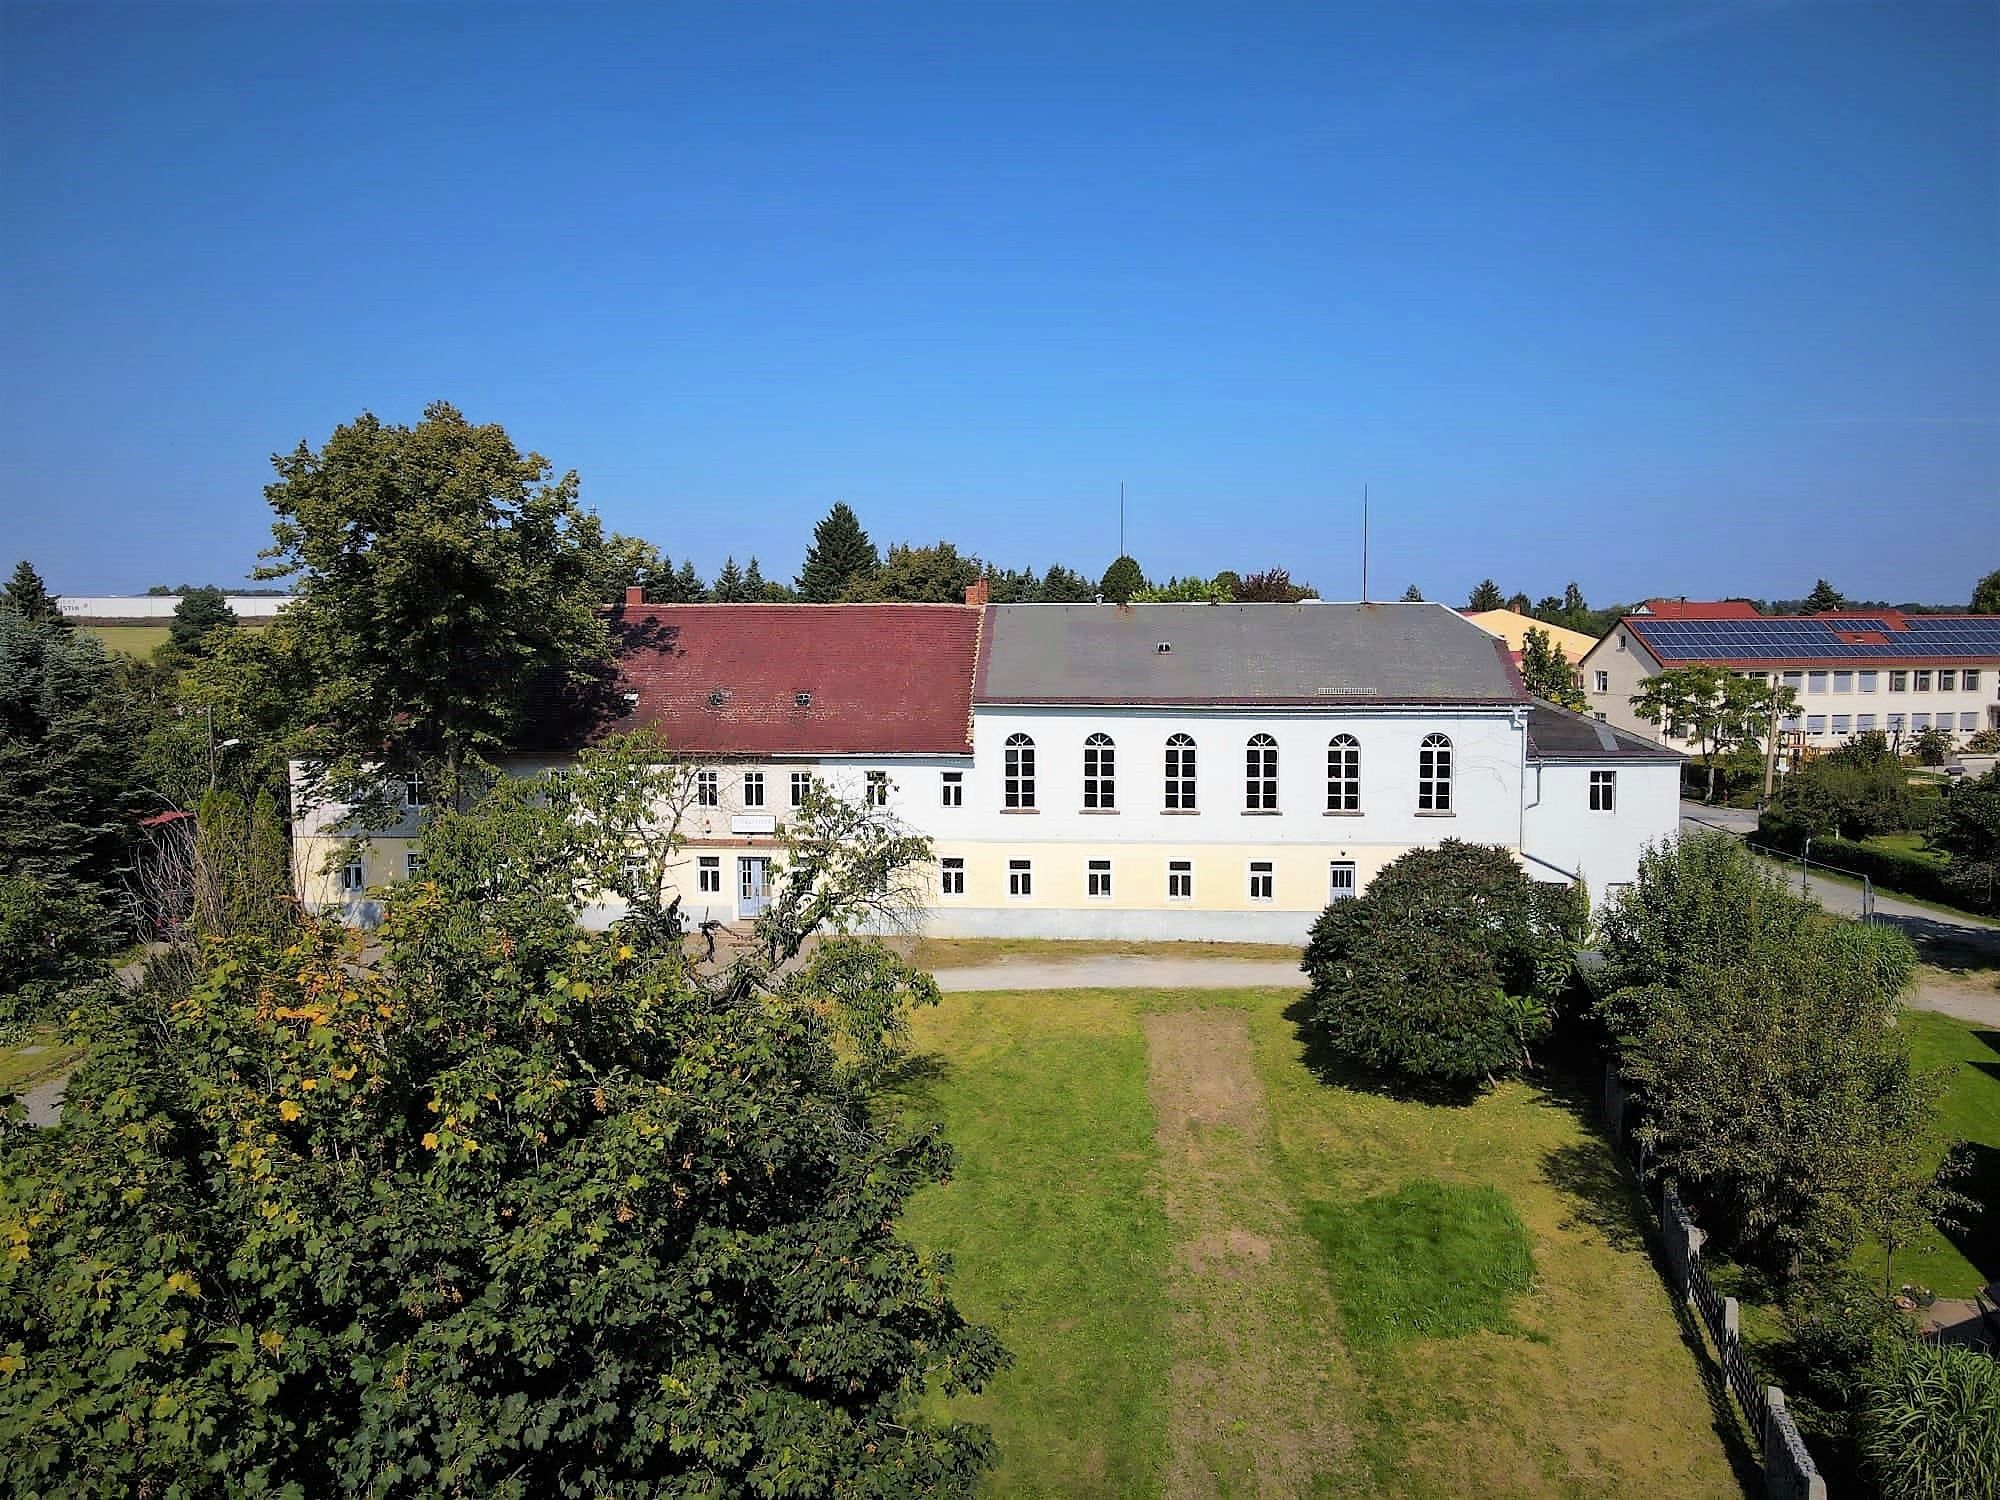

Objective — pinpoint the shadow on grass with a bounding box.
[1538,1140,1650,1255]
[1939,1139,2000,1288]
[1281,996,1483,1109]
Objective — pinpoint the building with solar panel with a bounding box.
[1580,599,2000,756]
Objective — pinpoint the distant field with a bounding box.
[80,622,265,656]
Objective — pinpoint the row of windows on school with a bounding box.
[940,853,1361,904]
[682,732,1569,817]
[1785,710,1984,736]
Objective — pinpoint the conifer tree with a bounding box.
[1468,579,1505,611]
[796,503,880,602]
[3,560,65,624]
[1400,584,1424,602]
[711,556,747,603]
[1099,555,1146,604]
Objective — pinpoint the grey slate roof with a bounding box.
[975,601,1526,706]
[1526,702,1684,761]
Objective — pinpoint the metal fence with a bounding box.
[1679,811,1878,924]
[1604,1069,1827,1499]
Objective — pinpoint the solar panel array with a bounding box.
[1631,617,2000,662]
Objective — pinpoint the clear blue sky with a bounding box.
[2,1,1994,605]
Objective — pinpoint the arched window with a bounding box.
[1327,734,1361,813]
[1164,733,1197,811]
[1083,732,1116,810]
[1245,733,1278,811]
[1004,732,1036,809]
[1418,732,1453,813]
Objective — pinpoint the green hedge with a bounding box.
[1755,832,1994,916]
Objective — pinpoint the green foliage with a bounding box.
[842,541,980,603]
[707,555,748,602]
[1911,725,1952,767]
[1233,567,1314,602]
[1597,833,1951,1278]
[1760,731,1919,844]
[1399,584,1423,602]
[1097,555,1146,605]
[1972,568,2000,616]
[0,875,106,1022]
[1132,574,1232,603]
[166,586,237,658]
[1860,1338,2000,1500]
[191,788,294,944]
[1804,578,1848,613]
[783,936,940,1093]
[1303,841,1573,1085]
[1300,1180,1534,1346]
[796,501,881,602]
[0,778,1001,1497]
[255,402,613,803]
[1933,767,2000,913]
[1033,564,1097,603]
[1466,579,1505,611]
[2,562,65,625]
[1630,664,1796,801]
[1519,626,1587,709]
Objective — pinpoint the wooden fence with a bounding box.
[1605,1068,1827,1499]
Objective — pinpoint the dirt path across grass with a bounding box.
[1142,1009,1356,1497]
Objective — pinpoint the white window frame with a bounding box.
[697,856,722,894]
[790,771,813,807]
[742,770,765,807]
[1245,734,1278,812]
[339,859,365,894]
[1417,733,1453,814]
[1004,733,1036,810]
[1589,769,1616,812]
[696,769,719,807]
[1939,670,1957,692]
[1890,671,1908,693]
[1593,670,1609,693]
[1087,858,1112,899]
[402,773,426,811]
[865,769,889,807]
[1859,671,1877,693]
[1328,860,1357,902]
[1964,670,1981,691]
[940,770,964,807]
[1832,714,1851,735]
[1008,858,1032,898]
[940,857,965,896]
[1167,859,1193,901]
[1326,734,1360,813]
[1807,671,1828,695]
[1915,670,1933,692]
[1248,860,1275,902]
[1832,671,1853,694]
[1164,734,1197,811]
[1083,733,1116,810]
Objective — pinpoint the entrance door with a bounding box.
[738,857,770,919]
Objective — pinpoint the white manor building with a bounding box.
[295,590,1683,941]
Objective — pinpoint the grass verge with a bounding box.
[1883,1012,2000,1297]
[894,936,1302,966]
[0,1026,82,1096]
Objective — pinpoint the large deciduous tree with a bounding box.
[1629,664,1796,802]
[795,502,880,602]
[1933,766,2000,913]
[1596,833,1956,1280]
[0,763,1003,1498]
[1519,626,1587,710]
[841,541,981,603]
[1303,841,1582,1086]
[1971,568,2000,615]
[255,402,611,805]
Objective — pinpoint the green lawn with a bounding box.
[1863,831,1950,868]
[80,621,266,657]
[896,989,1748,1497]
[0,1026,81,1096]
[1885,1011,2000,1298]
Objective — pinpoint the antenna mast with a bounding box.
[1361,484,1370,602]
[1120,481,1126,559]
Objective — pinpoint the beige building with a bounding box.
[1462,608,1597,664]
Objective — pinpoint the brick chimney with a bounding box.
[625,586,645,606]
[964,576,990,609]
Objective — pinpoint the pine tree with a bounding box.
[4,561,66,624]
[1400,584,1424,602]
[743,557,769,600]
[1099,556,1146,604]
[1468,579,1505,611]
[1506,592,1531,614]
[796,503,880,602]
[1803,578,1846,613]
[711,557,747,603]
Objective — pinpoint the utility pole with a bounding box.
[1761,677,1782,805]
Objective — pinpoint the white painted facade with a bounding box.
[57,594,294,620]
[1520,758,1682,905]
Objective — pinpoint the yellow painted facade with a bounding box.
[1463,609,1597,663]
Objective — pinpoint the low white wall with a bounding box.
[59,594,293,619]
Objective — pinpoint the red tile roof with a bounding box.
[1635,598,1762,619]
[602,604,980,756]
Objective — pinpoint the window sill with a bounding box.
[1161,808,1199,816]
[1000,807,1039,814]
[1323,809,1363,818]
[1241,809,1282,817]
[1078,808,1120,815]
[1415,809,1456,818]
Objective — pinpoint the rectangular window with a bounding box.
[406,852,424,878]
[1164,736,1197,810]
[1858,714,1876,732]
[621,850,647,882]
[742,771,765,807]
[1781,671,1803,694]
[1939,670,1957,692]
[1889,671,1908,693]
[1083,735,1116,810]
[1859,671,1877,693]
[697,856,721,894]
[1963,712,1978,732]
[1087,859,1112,898]
[1964,670,1981,692]
[1807,671,1827,694]
[1833,671,1853,693]
[1914,713,1931,731]
[1781,714,1802,731]
[1589,769,1616,811]
[940,857,965,896]
[1167,860,1193,900]
[1004,736,1036,809]
[1593,670,1609,693]
[865,770,888,807]
[1248,861,1274,902]
[340,859,364,893]
[696,769,719,806]
[790,771,813,807]
[1832,714,1851,735]
[1008,859,1032,898]
[1806,715,1827,735]
[1888,712,1906,733]
[940,771,963,807]
[1328,861,1357,902]
[402,774,426,810]
[1915,670,1933,691]
[1245,737,1278,811]
[1326,736,1360,813]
